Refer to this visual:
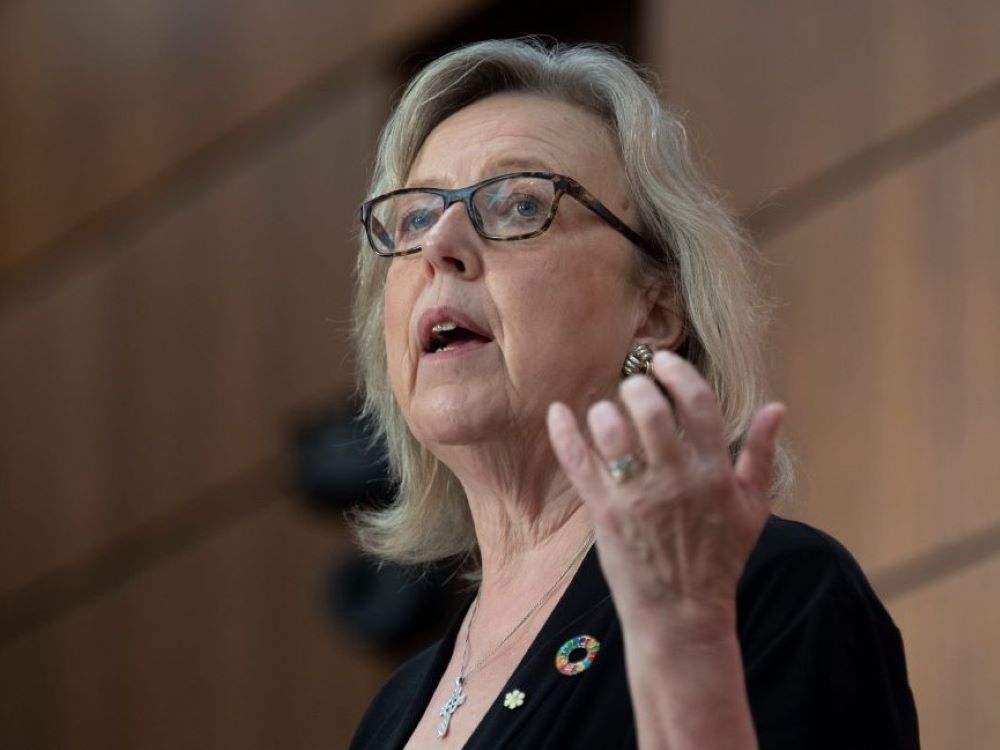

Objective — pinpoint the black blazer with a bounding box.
[351,516,920,749]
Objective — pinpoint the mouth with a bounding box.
[418,307,493,357]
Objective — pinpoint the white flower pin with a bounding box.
[503,689,526,710]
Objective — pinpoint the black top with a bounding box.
[351,516,920,749]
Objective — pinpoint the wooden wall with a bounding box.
[648,2,1000,748]
[1,1,996,747]
[0,1,483,748]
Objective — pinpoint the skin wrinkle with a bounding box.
[380,96,744,749]
[397,268,573,550]
[349,44,798,743]
[592,378,743,606]
[384,94,652,565]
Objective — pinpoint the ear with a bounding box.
[634,282,686,352]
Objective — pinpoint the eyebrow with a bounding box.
[404,157,555,189]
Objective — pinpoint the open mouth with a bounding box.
[425,321,491,354]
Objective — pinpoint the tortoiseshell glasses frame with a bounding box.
[359,171,659,259]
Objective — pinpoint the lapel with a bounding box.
[465,545,615,747]
[379,593,474,749]
[378,545,612,749]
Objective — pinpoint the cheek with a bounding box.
[498,255,636,379]
[540,250,633,326]
[382,272,417,389]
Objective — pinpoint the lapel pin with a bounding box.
[555,635,601,676]
[503,689,526,710]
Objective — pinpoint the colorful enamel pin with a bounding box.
[554,635,601,676]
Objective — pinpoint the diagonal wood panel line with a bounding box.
[746,78,1000,604]
[872,521,1000,602]
[0,57,997,646]
[746,78,1000,242]
[1,459,995,651]
[0,455,289,650]
[0,43,381,314]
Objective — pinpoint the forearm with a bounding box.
[623,611,758,750]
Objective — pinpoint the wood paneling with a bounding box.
[762,114,1000,576]
[0,0,483,280]
[652,0,1000,577]
[651,3,1000,745]
[0,499,390,750]
[650,0,1000,211]
[0,76,389,598]
[888,554,1000,749]
[2,0,999,746]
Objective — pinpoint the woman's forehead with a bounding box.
[406,93,623,190]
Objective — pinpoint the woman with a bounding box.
[349,39,919,749]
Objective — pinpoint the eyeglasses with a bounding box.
[359,171,657,258]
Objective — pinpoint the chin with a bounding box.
[407,385,510,448]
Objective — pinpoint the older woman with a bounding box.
[349,40,919,749]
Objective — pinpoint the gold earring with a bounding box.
[622,343,654,377]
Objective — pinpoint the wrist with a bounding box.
[622,620,755,750]
[619,596,739,650]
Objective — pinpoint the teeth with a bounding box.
[428,321,457,353]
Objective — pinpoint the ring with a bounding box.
[607,453,643,483]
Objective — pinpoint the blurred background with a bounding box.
[0,1,997,748]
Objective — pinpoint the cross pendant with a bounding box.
[437,676,466,738]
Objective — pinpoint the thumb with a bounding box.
[734,403,786,503]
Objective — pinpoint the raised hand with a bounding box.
[546,349,786,641]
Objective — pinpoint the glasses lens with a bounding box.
[472,176,555,238]
[368,192,443,255]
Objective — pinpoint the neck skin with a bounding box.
[432,417,595,603]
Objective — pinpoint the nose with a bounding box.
[419,201,483,279]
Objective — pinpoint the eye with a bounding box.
[400,208,434,233]
[512,195,543,218]
[484,190,547,225]
[394,200,442,241]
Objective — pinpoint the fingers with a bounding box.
[619,374,680,465]
[553,350,726,481]
[650,350,727,461]
[550,351,786,511]
[546,401,604,495]
[734,403,786,501]
[586,400,633,464]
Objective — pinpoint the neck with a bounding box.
[431,424,594,597]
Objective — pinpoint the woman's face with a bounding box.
[383,93,649,450]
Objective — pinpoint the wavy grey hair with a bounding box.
[351,38,792,566]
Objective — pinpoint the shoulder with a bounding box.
[350,640,439,749]
[736,516,920,749]
[737,514,900,664]
[738,514,886,621]
[744,514,863,576]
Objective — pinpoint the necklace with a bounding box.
[436,533,595,738]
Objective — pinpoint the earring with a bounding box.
[622,343,654,377]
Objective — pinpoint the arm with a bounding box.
[623,610,757,750]
[547,350,785,749]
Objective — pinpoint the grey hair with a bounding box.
[351,38,792,566]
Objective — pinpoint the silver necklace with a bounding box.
[436,533,595,738]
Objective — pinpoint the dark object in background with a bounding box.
[328,555,457,651]
[295,401,393,512]
[294,399,458,649]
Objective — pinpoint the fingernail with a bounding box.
[588,400,619,426]
[775,402,788,421]
[653,350,674,367]
[620,374,649,393]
